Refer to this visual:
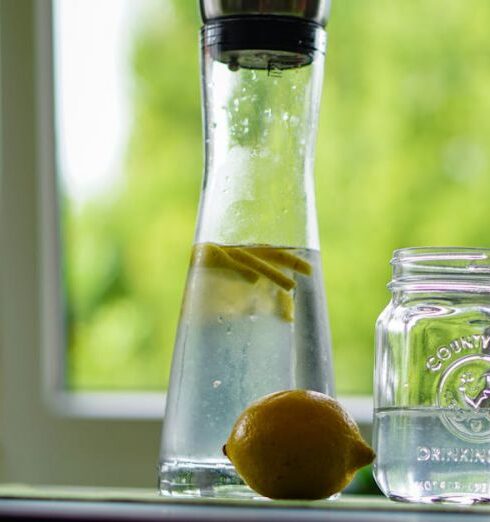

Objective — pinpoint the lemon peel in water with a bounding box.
[226,248,296,291]
[192,243,309,289]
[191,243,314,322]
[192,243,259,283]
[276,289,294,323]
[223,390,375,500]
[244,247,312,276]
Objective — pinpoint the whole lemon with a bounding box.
[223,390,375,500]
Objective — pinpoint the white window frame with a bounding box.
[0,0,372,486]
[0,0,162,487]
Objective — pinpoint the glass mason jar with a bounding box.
[374,247,490,504]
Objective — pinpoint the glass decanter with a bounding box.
[159,0,334,497]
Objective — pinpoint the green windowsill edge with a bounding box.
[0,484,489,514]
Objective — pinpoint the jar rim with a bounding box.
[392,246,490,263]
[390,247,490,291]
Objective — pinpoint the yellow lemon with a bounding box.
[223,390,375,500]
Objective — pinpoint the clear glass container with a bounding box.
[374,247,490,504]
[158,19,334,498]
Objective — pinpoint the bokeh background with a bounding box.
[57,0,490,394]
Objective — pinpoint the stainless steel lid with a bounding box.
[200,0,331,26]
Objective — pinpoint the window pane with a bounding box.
[54,0,201,390]
[54,0,490,395]
[319,1,490,394]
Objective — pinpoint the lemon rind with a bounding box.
[192,243,260,283]
[226,248,296,291]
[244,247,312,276]
[276,289,295,323]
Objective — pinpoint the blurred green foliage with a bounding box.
[64,1,490,393]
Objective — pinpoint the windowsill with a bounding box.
[46,391,167,420]
[0,485,487,521]
[46,392,373,423]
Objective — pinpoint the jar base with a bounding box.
[389,494,490,505]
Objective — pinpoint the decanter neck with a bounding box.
[195,22,326,248]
